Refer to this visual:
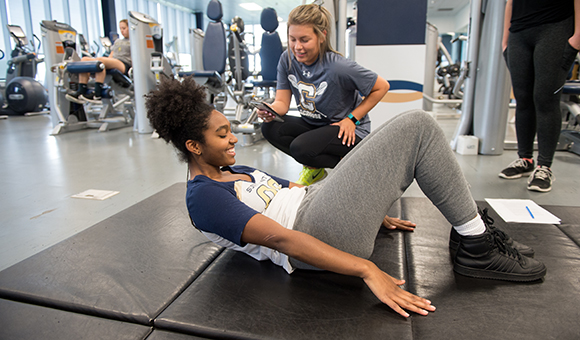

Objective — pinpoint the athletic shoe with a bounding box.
[65,91,86,104]
[499,158,535,179]
[449,208,534,258]
[80,93,102,104]
[296,167,327,186]
[453,228,546,282]
[527,166,554,192]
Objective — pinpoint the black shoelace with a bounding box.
[480,208,521,260]
[491,233,521,260]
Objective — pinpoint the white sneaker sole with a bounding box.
[65,94,86,104]
[80,95,102,104]
[498,170,533,179]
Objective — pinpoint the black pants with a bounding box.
[261,116,362,168]
[506,16,577,167]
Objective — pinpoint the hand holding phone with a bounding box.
[251,101,284,123]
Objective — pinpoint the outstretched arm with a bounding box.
[241,213,435,317]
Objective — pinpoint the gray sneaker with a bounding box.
[528,166,554,192]
[499,158,535,179]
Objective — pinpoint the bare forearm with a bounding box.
[279,228,375,278]
[503,0,512,50]
[270,89,292,115]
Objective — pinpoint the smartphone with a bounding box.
[250,101,284,122]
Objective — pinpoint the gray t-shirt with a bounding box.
[277,50,378,138]
[111,38,131,66]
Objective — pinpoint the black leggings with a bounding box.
[261,116,362,168]
[506,16,577,167]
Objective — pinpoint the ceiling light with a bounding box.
[239,3,263,11]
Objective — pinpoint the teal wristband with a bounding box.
[348,113,361,126]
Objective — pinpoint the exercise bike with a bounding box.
[0,24,48,115]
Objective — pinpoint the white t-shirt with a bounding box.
[186,165,306,273]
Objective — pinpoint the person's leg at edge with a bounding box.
[533,17,575,168]
[498,29,536,179]
[508,30,537,162]
[291,110,546,281]
[527,17,575,192]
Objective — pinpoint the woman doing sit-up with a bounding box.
[145,77,546,318]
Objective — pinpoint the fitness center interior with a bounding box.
[0,0,579,339]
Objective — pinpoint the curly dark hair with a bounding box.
[145,76,214,162]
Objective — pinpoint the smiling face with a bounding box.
[288,24,324,66]
[195,110,238,167]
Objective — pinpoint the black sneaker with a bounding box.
[499,158,535,179]
[449,208,535,258]
[527,166,554,192]
[65,91,86,104]
[80,92,102,104]
[453,228,546,282]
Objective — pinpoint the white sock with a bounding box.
[453,214,486,236]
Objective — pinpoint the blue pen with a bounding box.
[526,206,534,219]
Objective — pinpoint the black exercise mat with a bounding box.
[146,330,212,340]
[0,298,152,340]
[154,200,413,340]
[402,198,580,340]
[0,183,223,325]
[543,205,580,248]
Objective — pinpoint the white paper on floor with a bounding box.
[485,198,561,224]
[72,189,120,200]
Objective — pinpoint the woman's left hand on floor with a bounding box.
[382,215,416,231]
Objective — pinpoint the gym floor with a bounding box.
[1,105,579,272]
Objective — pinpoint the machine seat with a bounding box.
[178,70,223,89]
[251,79,277,88]
[107,68,132,88]
[563,80,580,95]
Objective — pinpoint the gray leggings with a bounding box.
[290,110,477,269]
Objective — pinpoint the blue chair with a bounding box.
[203,0,227,76]
[179,0,227,97]
[253,7,283,99]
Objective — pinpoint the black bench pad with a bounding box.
[0,298,152,340]
[0,184,223,325]
[155,201,413,340]
[401,198,580,339]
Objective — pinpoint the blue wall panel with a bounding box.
[357,0,427,46]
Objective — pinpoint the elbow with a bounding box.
[371,77,389,100]
[262,233,293,255]
[381,78,390,95]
